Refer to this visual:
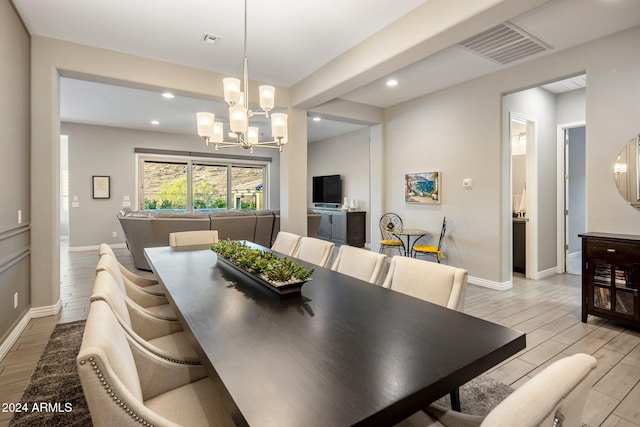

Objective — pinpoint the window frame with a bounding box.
[135,152,270,212]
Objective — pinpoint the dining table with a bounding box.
[145,244,525,427]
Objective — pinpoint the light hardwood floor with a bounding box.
[1,246,640,426]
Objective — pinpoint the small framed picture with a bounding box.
[92,176,110,199]
[405,172,440,204]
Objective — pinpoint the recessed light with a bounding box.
[162,92,175,99]
[151,120,160,125]
[313,117,322,122]
[386,79,399,87]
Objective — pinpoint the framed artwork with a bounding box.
[92,175,110,199]
[405,172,440,204]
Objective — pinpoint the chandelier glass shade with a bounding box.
[196,0,288,153]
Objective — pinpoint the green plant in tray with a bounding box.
[211,240,314,286]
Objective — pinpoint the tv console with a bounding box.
[314,209,366,247]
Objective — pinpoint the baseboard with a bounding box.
[568,251,582,260]
[0,311,31,362]
[468,275,512,291]
[533,266,557,280]
[68,242,126,252]
[30,298,62,318]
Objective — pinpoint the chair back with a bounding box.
[99,242,116,257]
[480,353,597,427]
[331,245,387,285]
[169,230,219,248]
[436,217,447,251]
[293,237,335,268]
[271,231,302,256]
[382,256,467,311]
[91,270,133,327]
[379,213,403,240]
[78,300,145,413]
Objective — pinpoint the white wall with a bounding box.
[308,127,372,243]
[383,26,640,288]
[62,122,281,248]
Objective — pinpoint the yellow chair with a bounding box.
[413,217,446,262]
[379,213,405,255]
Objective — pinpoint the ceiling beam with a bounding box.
[290,0,551,110]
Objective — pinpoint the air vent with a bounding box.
[458,22,551,65]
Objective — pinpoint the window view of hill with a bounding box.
[142,161,264,211]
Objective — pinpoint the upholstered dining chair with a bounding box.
[293,236,335,268]
[331,245,387,285]
[383,256,467,311]
[379,213,405,255]
[78,299,235,427]
[99,243,160,289]
[412,217,447,262]
[91,270,200,364]
[96,254,175,319]
[271,231,302,256]
[169,229,219,248]
[395,353,597,427]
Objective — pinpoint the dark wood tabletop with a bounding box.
[145,245,525,427]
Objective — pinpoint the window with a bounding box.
[138,153,268,212]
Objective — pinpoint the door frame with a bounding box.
[510,112,538,279]
[556,121,586,274]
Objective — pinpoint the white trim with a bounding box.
[510,112,538,280]
[30,298,62,318]
[0,299,62,361]
[0,311,31,361]
[68,243,126,252]
[556,121,586,274]
[569,250,582,260]
[533,266,558,280]
[468,275,512,291]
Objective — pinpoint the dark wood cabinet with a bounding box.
[314,209,366,247]
[580,232,640,328]
[513,220,526,274]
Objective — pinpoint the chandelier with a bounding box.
[196,0,288,153]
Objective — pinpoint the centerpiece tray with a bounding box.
[212,240,314,297]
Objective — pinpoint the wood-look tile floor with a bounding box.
[1,246,640,426]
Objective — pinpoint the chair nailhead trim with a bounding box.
[81,357,155,427]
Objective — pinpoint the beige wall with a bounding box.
[384,26,640,288]
[0,2,31,342]
[308,127,372,243]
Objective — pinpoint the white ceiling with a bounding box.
[13,0,640,143]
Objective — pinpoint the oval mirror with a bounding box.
[615,134,640,210]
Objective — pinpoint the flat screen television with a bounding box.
[313,174,342,205]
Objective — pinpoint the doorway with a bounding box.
[557,124,586,275]
[510,114,537,279]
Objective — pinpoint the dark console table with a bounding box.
[314,209,366,247]
[580,232,640,328]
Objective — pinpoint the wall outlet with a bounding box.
[14,292,18,309]
[18,210,22,224]
[112,231,118,238]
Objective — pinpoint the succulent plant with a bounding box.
[211,239,314,285]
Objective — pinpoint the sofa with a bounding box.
[117,208,321,270]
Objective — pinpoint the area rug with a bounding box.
[433,374,514,416]
[7,320,514,426]
[8,320,91,427]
